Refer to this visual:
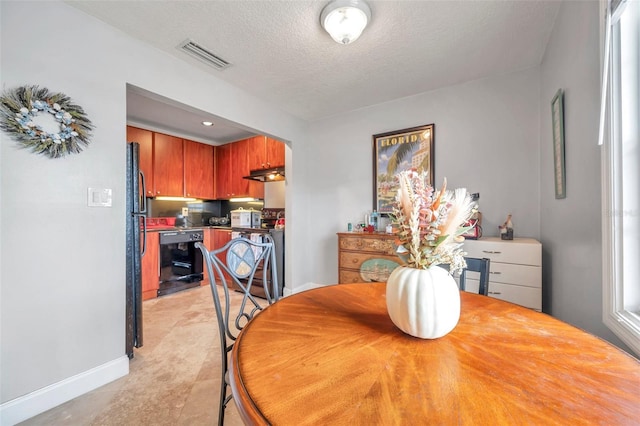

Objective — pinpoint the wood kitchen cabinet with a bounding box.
[184,139,214,199]
[212,229,233,283]
[231,138,252,197]
[201,229,213,287]
[215,140,263,199]
[126,126,154,196]
[126,126,270,201]
[215,144,233,199]
[248,135,285,170]
[233,138,264,199]
[337,233,402,283]
[141,231,159,300]
[462,237,542,311]
[265,137,285,167]
[153,133,184,197]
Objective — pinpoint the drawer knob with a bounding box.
[482,250,502,254]
[489,291,502,295]
[489,271,502,275]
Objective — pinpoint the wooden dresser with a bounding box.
[337,233,402,283]
[463,237,542,311]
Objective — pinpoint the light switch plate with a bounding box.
[88,188,113,207]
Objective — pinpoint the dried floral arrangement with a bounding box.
[391,169,475,275]
[0,85,94,158]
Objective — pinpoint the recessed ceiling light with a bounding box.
[202,121,214,126]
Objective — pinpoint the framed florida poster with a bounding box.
[372,124,435,214]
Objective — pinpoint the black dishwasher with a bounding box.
[158,229,204,296]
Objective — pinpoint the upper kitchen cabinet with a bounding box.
[184,139,214,199]
[248,136,285,170]
[126,126,154,196]
[153,133,184,197]
[233,138,264,199]
[215,144,232,199]
[265,137,285,168]
[215,140,263,199]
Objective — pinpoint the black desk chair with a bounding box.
[196,236,280,426]
[459,257,491,296]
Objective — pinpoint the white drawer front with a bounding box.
[461,263,540,288]
[464,279,542,311]
[464,239,541,266]
[488,263,541,288]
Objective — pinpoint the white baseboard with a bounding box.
[0,356,129,426]
[283,282,326,297]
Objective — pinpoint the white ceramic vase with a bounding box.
[386,265,460,339]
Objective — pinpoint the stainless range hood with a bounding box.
[243,167,285,182]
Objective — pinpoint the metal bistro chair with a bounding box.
[195,236,280,426]
[459,257,491,296]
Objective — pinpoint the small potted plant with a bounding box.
[386,169,475,339]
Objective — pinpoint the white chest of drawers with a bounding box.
[462,237,542,311]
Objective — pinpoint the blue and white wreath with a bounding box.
[0,85,94,158]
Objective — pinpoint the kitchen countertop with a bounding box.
[144,225,233,232]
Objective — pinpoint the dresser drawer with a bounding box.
[464,238,541,266]
[464,279,542,311]
[339,269,390,284]
[339,236,396,255]
[340,251,399,269]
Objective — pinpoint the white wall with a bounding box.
[539,0,628,350]
[0,1,306,422]
[300,68,542,286]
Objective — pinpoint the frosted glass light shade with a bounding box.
[320,0,371,45]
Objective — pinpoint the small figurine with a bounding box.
[499,214,514,240]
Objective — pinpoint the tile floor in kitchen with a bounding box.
[20,285,244,425]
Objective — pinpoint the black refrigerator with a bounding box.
[126,142,147,358]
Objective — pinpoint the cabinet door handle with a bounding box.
[489,291,502,295]
[482,250,502,254]
[489,271,502,275]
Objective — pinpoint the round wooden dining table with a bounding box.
[229,283,640,425]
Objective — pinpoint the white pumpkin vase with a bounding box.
[386,265,460,339]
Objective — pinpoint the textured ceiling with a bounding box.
[66,0,561,143]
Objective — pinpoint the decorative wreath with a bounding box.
[0,85,94,158]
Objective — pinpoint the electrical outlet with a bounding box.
[182,207,189,217]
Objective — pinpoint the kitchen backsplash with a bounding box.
[147,199,264,227]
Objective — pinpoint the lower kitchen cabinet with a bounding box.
[462,237,542,311]
[337,233,402,283]
[212,229,232,283]
[141,231,159,300]
[201,229,213,287]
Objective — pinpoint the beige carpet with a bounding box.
[20,285,244,425]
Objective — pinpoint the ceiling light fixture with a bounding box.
[320,0,371,45]
[201,121,213,126]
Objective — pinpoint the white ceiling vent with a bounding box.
[178,39,231,70]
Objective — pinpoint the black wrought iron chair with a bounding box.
[459,257,491,296]
[195,236,280,426]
